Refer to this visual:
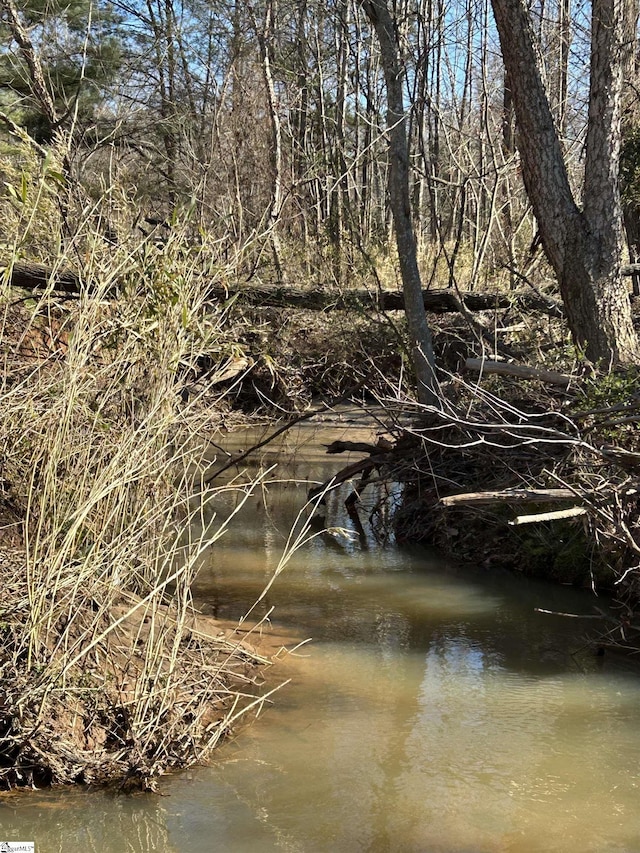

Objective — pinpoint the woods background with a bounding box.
[0,0,618,288]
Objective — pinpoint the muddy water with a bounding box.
[4,415,640,852]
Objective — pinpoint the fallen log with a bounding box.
[208,285,564,317]
[9,259,640,310]
[3,260,85,295]
[440,488,581,507]
[464,357,575,387]
[4,260,563,316]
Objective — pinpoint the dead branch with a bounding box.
[440,488,581,507]
[308,458,378,501]
[464,357,574,387]
[508,506,587,524]
[309,436,395,501]
[534,608,609,618]
[324,438,393,454]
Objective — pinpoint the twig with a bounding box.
[202,386,365,485]
[534,608,607,618]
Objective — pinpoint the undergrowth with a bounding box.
[0,156,279,790]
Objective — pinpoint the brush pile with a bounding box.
[316,365,640,651]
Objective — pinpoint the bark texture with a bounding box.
[490,0,639,364]
[360,0,440,406]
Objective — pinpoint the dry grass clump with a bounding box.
[0,181,273,790]
[0,557,270,790]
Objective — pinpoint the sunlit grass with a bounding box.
[0,166,275,789]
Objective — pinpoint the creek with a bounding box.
[3,414,640,852]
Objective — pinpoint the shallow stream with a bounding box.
[3,415,640,852]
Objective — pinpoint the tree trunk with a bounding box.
[292,0,310,250]
[1,0,59,134]
[253,0,284,281]
[620,0,640,289]
[359,0,440,406]
[146,0,178,199]
[490,0,639,364]
[0,0,72,180]
[1,259,565,315]
[556,0,571,137]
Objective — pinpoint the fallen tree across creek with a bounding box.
[3,260,563,316]
[8,259,640,315]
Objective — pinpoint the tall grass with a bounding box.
[0,157,272,790]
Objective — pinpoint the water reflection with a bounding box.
[0,788,176,852]
[3,419,640,852]
[162,638,640,853]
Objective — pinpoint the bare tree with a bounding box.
[249,0,284,280]
[359,0,439,406]
[490,0,639,364]
[620,0,640,284]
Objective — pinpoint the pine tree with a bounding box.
[0,0,122,142]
